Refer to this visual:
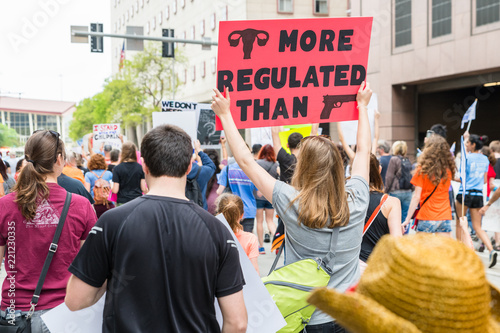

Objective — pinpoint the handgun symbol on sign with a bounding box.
[320,94,357,119]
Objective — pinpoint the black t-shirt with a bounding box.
[57,174,94,205]
[69,195,245,333]
[495,159,500,180]
[112,162,145,204]
[277,148,297,184]
[360,192,390,262]
[107,164,116,173]
[379,155,392,185]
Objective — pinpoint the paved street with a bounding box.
[256,228,500,289]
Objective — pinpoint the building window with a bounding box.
[146,22,150,34]
[152,17,156,30]
[114,22,117,33]
[221,6,228,20]
[158,12,162,25]
[135,1,139,12]
[182,31,186,45]
[126,11,129,21]
[122,14,125,26]
[130,6,134,17]
[395,0,412,47]
[200,20,205,36]
[191,25,195,40]
[476,0,500,27]
[314,0,328,14]
[140,0,144,7]
[278,0,293,13]
[211,13,216,30]
[114,0,117,7]
[165,6,169,20]
[173,0,177,14]
[191,66,196,81]
[181,0,185,8]
[211,57,216,73]
[183,69,187,84]
[8,113,30,137]
[431,0,451,38]
[201,61,206,78]
[118,17,121,27]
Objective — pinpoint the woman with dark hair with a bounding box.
[0,157,15,196]
[14,158,26,181]
[255,144,279,254]
[403,136,456,237]
[359,154,402,274]
[111,142,148,205]
[212,82,372,332]
[0,130,96,332]
[85,154,114,217]
[455,133,497,267]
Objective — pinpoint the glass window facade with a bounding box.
[36,115,58,132]
[8,112,30,137]
[432,0,452,38]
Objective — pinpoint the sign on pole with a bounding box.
[216,17,373,130]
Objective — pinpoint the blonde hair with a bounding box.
[392,141,407,156]
[216,194,244,232]
[290,136,350,228]
[490,140,500,153]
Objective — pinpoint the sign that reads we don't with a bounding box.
[216,17,373,130]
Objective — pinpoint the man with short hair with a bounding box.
[272,128,303,184]
[490,140,500,179]
[65,125,247,333]
[376,140,392,185]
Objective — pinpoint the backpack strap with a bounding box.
[194,165,202,179]
[319,227,340,276]
[363,194,388,235]
[90,170,103,180]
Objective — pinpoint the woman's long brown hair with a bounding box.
[369,154,384,193]
[417,135,456,185]
[120,142,137,162]
[13,131,64,220]
[290,136,350,229]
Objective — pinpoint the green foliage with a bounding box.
[70,42,186,142]
[0,124,20,147]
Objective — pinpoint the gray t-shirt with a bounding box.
[272,176,369,325]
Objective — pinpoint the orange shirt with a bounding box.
[62,166,85,184]
[234,229,259,260]
[411,168,452,221]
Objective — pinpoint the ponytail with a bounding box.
[13,131,64,220]
[215,193,244,232]
[469,134,489,151]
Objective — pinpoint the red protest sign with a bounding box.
[216,17,373,130]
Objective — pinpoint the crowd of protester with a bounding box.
[0,81,498,332]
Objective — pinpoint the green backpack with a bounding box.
[261,227,339,333]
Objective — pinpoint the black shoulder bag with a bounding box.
[222,165,232,194]
[411,185,438,230]
[0,192,72,333]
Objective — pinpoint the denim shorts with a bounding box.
[416,220,452,233]
[256,199,273,210]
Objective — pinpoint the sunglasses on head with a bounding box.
[32,130,61,163]
[426,130,435,138]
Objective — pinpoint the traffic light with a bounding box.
[90,23,103,53]
[162,29,174,58]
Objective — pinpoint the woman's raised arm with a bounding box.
[211,88,277,203]
[350,82,372,182]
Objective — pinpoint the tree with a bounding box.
[70,43,186,145]
[0,124,20,147]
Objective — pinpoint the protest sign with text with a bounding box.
[216,17,373,130]
[93,124,122,149]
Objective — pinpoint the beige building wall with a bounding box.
[351,0,500,158]
[110,0,349,105]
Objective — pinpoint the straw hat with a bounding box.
[308,234,500,333]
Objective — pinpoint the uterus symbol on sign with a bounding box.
[228,29,269,59]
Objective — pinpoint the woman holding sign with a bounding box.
[211,82,372,332]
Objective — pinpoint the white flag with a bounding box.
[461,100,477,129]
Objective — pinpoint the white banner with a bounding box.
[92,123,122,150]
